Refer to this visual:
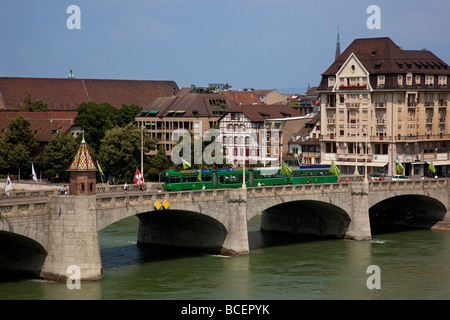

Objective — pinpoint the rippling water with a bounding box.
[0,215,449,300]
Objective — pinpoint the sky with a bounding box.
[1,0,450,93]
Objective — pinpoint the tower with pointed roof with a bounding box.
[335,24,341,61]
[67,132,97,195]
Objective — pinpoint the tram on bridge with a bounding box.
[163,165,337,191]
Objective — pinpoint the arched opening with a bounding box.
[0,231,47,280]
[260,200,351,239]
[369,195,447,234]
[136,210,228,255]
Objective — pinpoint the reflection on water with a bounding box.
[0,215,449,299]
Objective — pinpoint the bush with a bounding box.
[145,168,160,182]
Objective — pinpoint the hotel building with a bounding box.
[318,37,450,177]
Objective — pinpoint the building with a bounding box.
[0,111,80,152]
[220,90,262,106]
[252,89,287,105]
[317,37,450,177]
[285,113,321,166]
[136,86,237,156]
[0,76,179,111]
[218,105,303,167]
[298,86,320,115]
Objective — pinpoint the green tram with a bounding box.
[163,165,337,191]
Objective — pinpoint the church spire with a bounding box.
[335,24,341,61]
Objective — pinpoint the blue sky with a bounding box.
[1,0,449,93]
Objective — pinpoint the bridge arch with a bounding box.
[136,209,228,254]
[0,231,47,278]
[369,194,447,231]
[259,200,352,238]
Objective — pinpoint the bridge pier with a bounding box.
[41,195,102,282]
[220,189,250,256]
[345,180,372,240]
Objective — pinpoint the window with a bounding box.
[415,75,421,85]
[438,76,447,86]
[328,77,335,87]
[377,76,385,87]
[406,73,413,86]
[425,76,434,86]
[398,75,403,86]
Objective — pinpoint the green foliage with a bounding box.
[98,123,157,182]
[35,132,79,181]
[0,115,37,174]
[24,94,49,112]
[145,168,160,182]
[150,146,169,172]
[75,102,120,153]
[119,104,142,127]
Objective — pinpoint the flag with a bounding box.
[32,163,38,182]
[134,168,143,187]
[232,163,236,170]
[330,160,340,177]
[5,176,12,197]
[280,162,292,177]
[428,161,436,174]
[197,169,202,182]
[297,158,301,167]
[396,160,404,174]
[97,160,105,177]
[182,158,191,169]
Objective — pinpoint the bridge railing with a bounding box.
[0,200,49,216]
[0,189,59,200]
[246,183,349,196]
[369,178,447,191]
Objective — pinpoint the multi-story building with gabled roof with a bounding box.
[318,37,450,178]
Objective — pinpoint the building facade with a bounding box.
[218,105,303,167]
[318,37,450,177]
[136,86,237,156]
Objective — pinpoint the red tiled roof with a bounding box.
[0,111,78,142]
[139,87,237,117]
[0,77,179,111]
[226,104,303,122]
[322,37,450,76]
[220,91,262,105]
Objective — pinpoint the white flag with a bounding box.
[5,176,12,197]
[32,163,38,182]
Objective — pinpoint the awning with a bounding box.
[320,160,387,167]
[427,160,450,166]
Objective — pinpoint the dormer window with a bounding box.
[377,75,385,87]
[328,77,335,88]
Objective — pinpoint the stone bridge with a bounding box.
[0,179,449,281]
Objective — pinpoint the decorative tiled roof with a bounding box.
[67,135,97,172]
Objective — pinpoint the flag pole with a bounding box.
[141,124,144,184]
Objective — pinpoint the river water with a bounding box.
[0,215,449,300]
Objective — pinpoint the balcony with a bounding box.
[346,103,360,109]
[375,103,386,108]
[339,85,367,90]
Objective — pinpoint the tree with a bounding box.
[119,104,142,127]
[150,146,169,172]
[0,115,37,175]
[35,132,79,180]
[23,94,49,112]
[98,123,157,182]
[75,101,120,153]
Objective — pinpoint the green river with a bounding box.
[0,215,449,300]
